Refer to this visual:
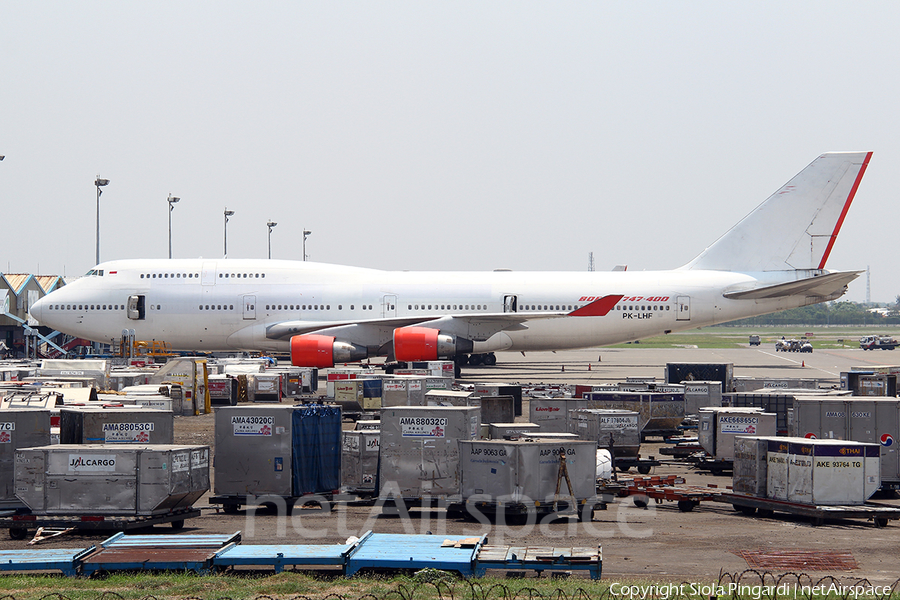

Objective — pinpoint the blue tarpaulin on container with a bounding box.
[291,405,341,495]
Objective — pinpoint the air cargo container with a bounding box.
[529,398,586,433]
[581,391,685,438]
[665,362,733,392]
[15,444,209,515]
[213,405,341,508]
[480,396,514,424]
[378,406,480,502]
[791,397,900,488]
[724,390,831,435]
[459,439,597,514]
[207,375,238,405]
[382,376,428,407]
[567,409,640,457]
[474,384,523,417]
[355,420,381,431]
[489,422,541,439]
[246,373,282,402]
[59,407,174,445]
[682,381,723,415]
[341,430,380,496]
[732,377,820,393]
[732,436,770,497]
[333,379,382,411]
[424,390,481,410]
[765,437,880,505]
[149,357,209,415]
[0,409,51,508]
[698,408,776,461]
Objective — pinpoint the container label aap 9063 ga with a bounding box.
[231,415,275,435]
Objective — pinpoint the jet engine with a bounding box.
[393,326,474,362]
[290,334,368,368]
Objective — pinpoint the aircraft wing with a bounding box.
[722,271,862,300]
[266,295,623,343]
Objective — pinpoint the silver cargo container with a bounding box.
[792,397,900,487]
[732,436,770,497]
[480,396,514,425]
[732,377,820,393]
[424,390,481,410]
[474,384,523,417]
[59,407,174,445]
[529,398,586,433]
[247,373,283,402]
[0,409,51,508]
[682,381,723,415]
[382,376,428,407]
[489,422,541,439]
[698,408,776,461]
[15,444,209,515]
[567,409,640,457]
[765,437,880,505]
[341,430,380,495]
[582,391,685,436]
[355,420,381,431]
[378,406,480,501]
[459,439,597,510]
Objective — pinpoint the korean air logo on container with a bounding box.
[882,433,894,447]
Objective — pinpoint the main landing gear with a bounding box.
[456,353,496,367]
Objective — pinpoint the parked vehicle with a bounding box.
[859,335,899,350]
[749,335,761,346]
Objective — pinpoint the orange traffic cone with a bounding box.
[588,363,592,371]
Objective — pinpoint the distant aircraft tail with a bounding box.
[684,152,872,272]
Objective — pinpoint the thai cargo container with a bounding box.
[458,439,597,514]
[341,430,380,496]
[382,376,428,407]
[529,398,586,433]
[581,391,685,438]
[488,423,541,439]
[791,397,900,488]
[567,409,640,457]
[765,437,880,505]
[682,381,723,415]
[732,377,820,393]
[59,407,174,445]
[213,405,342,509]
[378,406,480,502]
[732,436,770,497]
[480,396,514,424]
[665,362,733,392]
[698,408,776,461]
[15,444,209,515]
[0,409,51,508]
[474,384,523,417]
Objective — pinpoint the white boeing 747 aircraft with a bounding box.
[30,152,871,368]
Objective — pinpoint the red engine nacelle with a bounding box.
[393,327,473,362]
[290,334,368,368]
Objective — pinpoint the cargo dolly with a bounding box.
[613,475,727,512]
[716,493,900,528]
[0,507,202,541]
[614,456,660,475]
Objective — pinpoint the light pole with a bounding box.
[267,220,277,259]
[224,208,235,257]
[94,177,110,265]
[302,229,311,261]
[167,194,180,259]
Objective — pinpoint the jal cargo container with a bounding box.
[459,439,597,512]
[489,422,541,439]
[341,430,380,495]
[792,397,900,488]
[382,376,428,407]
[682,381,723,415]
[474,384,523,417]
[581,391,685,437]
[214,405,341,498]
[698,408,776,461]
[378,406,480,501]
[568,409,640,457]
[665,362,733,392]
[59,407,174,445]
[15,444,209,515]
[732,436,771,497]
[765,437,880,505]
[0,409,51,508]
[529,398,586,433]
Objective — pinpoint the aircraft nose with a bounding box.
[28,296,46,324]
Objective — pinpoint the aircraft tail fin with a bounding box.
[684,152,872,272]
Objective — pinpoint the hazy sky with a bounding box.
[2,3,898,303]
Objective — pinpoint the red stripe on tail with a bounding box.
[817,151,872,269]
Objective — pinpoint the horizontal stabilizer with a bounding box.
[723,271,862,300]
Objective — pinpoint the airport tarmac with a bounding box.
[2,346,899,584]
